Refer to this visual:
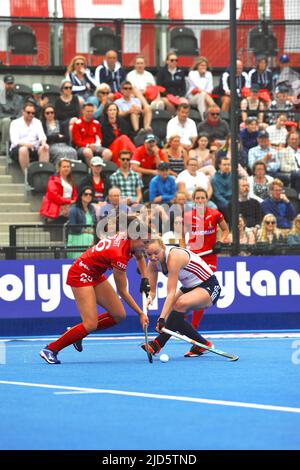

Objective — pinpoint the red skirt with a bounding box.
[66,261,107,287]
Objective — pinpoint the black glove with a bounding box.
[156,317,166,332]
[214,241,222,253]
[140,278,150,297]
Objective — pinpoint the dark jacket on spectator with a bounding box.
[197,119,230,142]
[228,198,262,228]
[211,171,232,207]
[94,61,126,93]
[0,90,23,119]
[54,95,81,122]
[240,128,259,154]
[79,173,111,202]
[68,202,97,235]
[261,197,296,229]
[156,66,186,97]
[100,115,133,148]
[248,68,273,93]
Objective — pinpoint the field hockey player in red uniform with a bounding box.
[40,216,150,364]
[184,187,229,334]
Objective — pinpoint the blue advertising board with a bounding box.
[0,256,300,335]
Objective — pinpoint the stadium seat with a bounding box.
[43,84,60,104]
[6,24,38,64]
[89,26,118,61]
[70,160,89,188]
[27,162,55,193]
[101,160,118,177]
[149,109,173,145]
[170,27,199,56]
[188,108,202,126]
[14,83,32,97]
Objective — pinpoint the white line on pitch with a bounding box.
[0,380,300,415]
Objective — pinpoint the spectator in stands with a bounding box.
[110,150,143,206]
[211,157,232,219]
[100,102,136,165]
[248,55,273,103]
[166,104,197,151]
[9,102,49,174]
[267,85,294,125]
[79,156,110,219]
[176,157,212,204]
[67,185,96,259]
[275,54,300,99]
[186,57,215,120]
[72,103,112,166]
[0,74,23,154]
[28,83,48,119]
[240,117,259,155]
[149,162,176,204]
[156,52,187,113]
[188,133,216,179]
[225,214,256,249]
[248,160,274,202]
[219,59,249,112]
[126,54,156,98]
[197,105,230,146]
[266,113,288,148]
[94,50,126,93]
[114,80,152,133]
[240,84,264,127]
[65,55,97,102]
[256,214,284,245]
[42,104,77,164]
[131,133,166,188]
[86,84,111,120]
[248,130,280,176]
[228,178,262,228]
[279,131,300,192]
[162,135,188,177]
[40,157,77,225]
[99,186,129,223]
[287,214,300,245]
[216,136,248,178]
[261,179,296,230]
[55,79,81,140]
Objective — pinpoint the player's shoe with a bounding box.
[73,339,83,352]
[39,347,61,364]
[184,340,213,358]
[67,328,83,352]
[141,339,161,356]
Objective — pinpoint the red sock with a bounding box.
[96,312,117,331]
[48,323,88,352]
[192,309,204,329]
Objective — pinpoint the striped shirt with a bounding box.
[157,245,214,288]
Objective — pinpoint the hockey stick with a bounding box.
[142,293,153,363]
[162,327,239,362]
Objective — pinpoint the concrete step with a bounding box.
[0,194,25,203]
[0,212,41,223]
[0,203,31,212]
[0,156,7,164]
[0,184,24,194]
[0,166,6,175]
[0,175,13,184]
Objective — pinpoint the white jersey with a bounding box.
[157,246,214,289]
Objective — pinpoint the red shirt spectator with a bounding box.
[131,134,167,188]
[72,117,103,148]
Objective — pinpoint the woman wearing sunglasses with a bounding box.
[65,55,97,102]
[67,185,97,259]
[156,52,188,113]
[54,79,81,141]
[256,214,284,246]
[86,84,112,119]
[42,104,78,164]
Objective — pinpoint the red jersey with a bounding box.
[184,206,224,271]
[67,234,132,287]
[131,145,165,170]
[72,118,103,148]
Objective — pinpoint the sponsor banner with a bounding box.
[0,257,299,321]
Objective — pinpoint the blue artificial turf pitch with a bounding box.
[0,333,299,450]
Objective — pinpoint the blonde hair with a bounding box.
[192,57,209,71]
[164,134,181,149]
[95,83,111,95]
[257,214,279,242]
[67,55,86,74]
[290,215,300,234]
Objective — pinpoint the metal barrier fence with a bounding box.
[1,223,299,260]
